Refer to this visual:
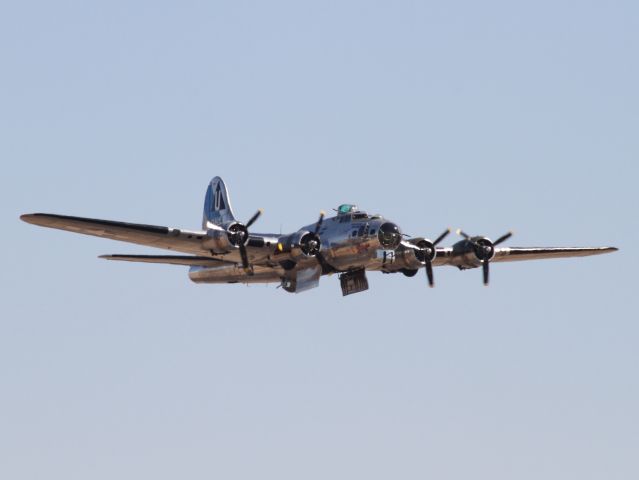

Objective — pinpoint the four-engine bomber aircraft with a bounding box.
[21,176,617,296]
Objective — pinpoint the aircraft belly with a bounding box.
[328,253,372,272]
[326,244,401,273]
[325,239,377,271]
[189,264,283,284]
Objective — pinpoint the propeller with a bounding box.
[227,209,263,274]
[414,228,451,287]
[274,211,336,273]
[456,229,513,285]
[304,211,335,273]
[300,211,324,256]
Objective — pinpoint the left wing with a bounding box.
[21,213,211,256]
[99,254,234,267]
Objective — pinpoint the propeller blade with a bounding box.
[309,212,335,273]
[239,243,252,274]
[456,229,471,240]
[425,260,434,287]
[493,231,513,246]
[482,261,490,286]
[433,228,451,246]
[245,209,263,229]
[313,211,325,235]
[315,252,335,274]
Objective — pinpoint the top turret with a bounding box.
[337,204,359,215]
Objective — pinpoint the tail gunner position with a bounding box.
[21,176,617,296]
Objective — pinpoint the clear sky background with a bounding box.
[1,1,638,479]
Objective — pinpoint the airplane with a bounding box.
[20,176,617,296]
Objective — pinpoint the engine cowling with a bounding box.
[394,238,437,270]
[452,230,513,285]
[201,221,246,254]
[450,237,495,269]
[277,230,322,263]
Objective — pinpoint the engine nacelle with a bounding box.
[394,245,424,270]
[449,237,495,269]
[393,239,437,270]
[201,222,244,254]
[277,230,320,263]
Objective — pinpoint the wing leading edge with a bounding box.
[433,246,617,266]
[21,213,210,256]
[491,246,618,262]
[99,254,234,267]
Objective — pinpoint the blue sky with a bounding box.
[1,1,638,479]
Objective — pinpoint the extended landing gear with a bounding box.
[339,269,369,296]
[279,265,322,294]
[401,268,419,277]
[281,278,297,293]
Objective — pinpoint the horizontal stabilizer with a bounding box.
[99,254,232,267]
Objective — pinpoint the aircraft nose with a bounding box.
[378,222,401,249]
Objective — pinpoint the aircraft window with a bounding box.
[369,229,376,235]
[358,225,365,236]
[352,231,357,237]
[352,213,368,220]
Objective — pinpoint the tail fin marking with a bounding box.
[203,176,236,228]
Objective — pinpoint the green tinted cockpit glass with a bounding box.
[338,204,358,214]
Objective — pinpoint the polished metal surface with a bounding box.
[20,176,618,296]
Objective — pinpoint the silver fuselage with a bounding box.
[188,212,413,285]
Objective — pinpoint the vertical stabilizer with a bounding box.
[203,177,237,228]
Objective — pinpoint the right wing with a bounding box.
[433,246,617,266]
[21,213,211,256]
[491,246,618,262]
